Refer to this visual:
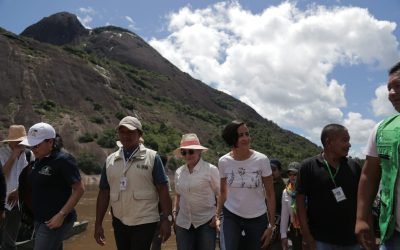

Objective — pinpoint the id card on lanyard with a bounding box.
[120,147,139,191]
[323,159,346,202]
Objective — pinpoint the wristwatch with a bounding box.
[162,214,173,223]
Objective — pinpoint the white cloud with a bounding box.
[372,84,397,116]
[77,7,96,28]
[125,15,137,31]
[149,1,400,157]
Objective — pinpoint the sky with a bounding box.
[1,0,399,158]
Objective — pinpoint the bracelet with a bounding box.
[267,223,276,230]
[59,210,67,217]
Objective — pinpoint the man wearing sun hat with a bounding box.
[95,116,172,250]
[0,125,32,250]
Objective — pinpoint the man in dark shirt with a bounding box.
[296,124,361,250]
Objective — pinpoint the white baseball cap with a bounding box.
[19,122,56,147]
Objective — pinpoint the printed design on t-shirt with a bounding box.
[38,165,52,176]
[227,168,261,188]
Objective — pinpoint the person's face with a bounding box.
[118,126,141,149]
[326,130,351,158]
[388,74,400,112]
[271,165,281,180]
[235,124,250,148]
[181,149,202,167]
[31,139,53,159]
[288,171,297,184]
[8,141,23,150]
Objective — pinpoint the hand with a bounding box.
[261,227,273,248]
[11,146,24,158]
[159,219,172,243]
[45,212,65,229]
[209,215,220,229]
[7,190,18,208]
[281,237,289,250]
[94,224,106,246]
[302,233,316,250]
[355,219,378,250]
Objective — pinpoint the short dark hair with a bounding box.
[389,61,400,76]
[222,120,245,148]
[320,123,347,147]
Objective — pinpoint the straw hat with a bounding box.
[1,125,27,142]
[174,133,208,157]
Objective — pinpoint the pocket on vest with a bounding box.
[133,191,157,200]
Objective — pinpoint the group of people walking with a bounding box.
[2,61,400,250]
[93,61,400,250]
[0,122,84,250]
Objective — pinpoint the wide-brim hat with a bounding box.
[174,133,208,157]
[19,122,56,147]
[1,125,27,142]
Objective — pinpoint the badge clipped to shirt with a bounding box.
[332,186,346,202]
[120,176,128,191]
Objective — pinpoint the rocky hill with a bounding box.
[0,12,320,172]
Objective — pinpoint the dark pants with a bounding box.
[175,219,216,250]
[112,216,158,250]
[220,207,268,250]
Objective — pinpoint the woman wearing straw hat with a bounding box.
[173,133,220,250]
[0,124,32,250]
[218,120,276,250]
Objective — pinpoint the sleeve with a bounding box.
[364,122,380,157]
[261,154,272,177]
[61,154,81,185]
[99,163,110,190]
[152,154,168,185]
[209,165,220,196]
[218,157,226,178]
[280,189,290,238]
[295,161,308,195]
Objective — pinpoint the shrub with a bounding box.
[77,152,102,174]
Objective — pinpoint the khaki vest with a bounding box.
[376,114,400,241]
[106,144,159,226]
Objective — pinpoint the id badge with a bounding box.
[120,176,128,191]
[332,187,346,202]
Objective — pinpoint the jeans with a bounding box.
[380,230,400,250]
[176,219,216,250]
[220,207,268,250]
[112,216,157,250]
[315,241,360,250]
[0,208,21,250]
[33,220,74,250]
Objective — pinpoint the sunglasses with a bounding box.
[288,173,297,177]
[181,149,195,156]
[30,139,50,149]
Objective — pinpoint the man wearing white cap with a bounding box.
[19,122,85,250]
[95,116,172,250]
[0,125,32,250]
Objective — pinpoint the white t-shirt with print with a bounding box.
[218,150,272,218]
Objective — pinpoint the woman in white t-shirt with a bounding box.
[218,120,276,250]
[173,133,220,250]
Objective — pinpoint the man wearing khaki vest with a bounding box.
[94,116,172,250]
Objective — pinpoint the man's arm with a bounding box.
[156,183,172,243]
[94,188,110,246]
[296,193,315,250]
[355,156,381,250]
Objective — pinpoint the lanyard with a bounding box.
[123,146,139,175]
[323,159,340,187]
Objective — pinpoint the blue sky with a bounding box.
[1,0,399,158]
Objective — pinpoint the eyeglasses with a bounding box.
[288,173,297,177]
[181,149,195,156]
